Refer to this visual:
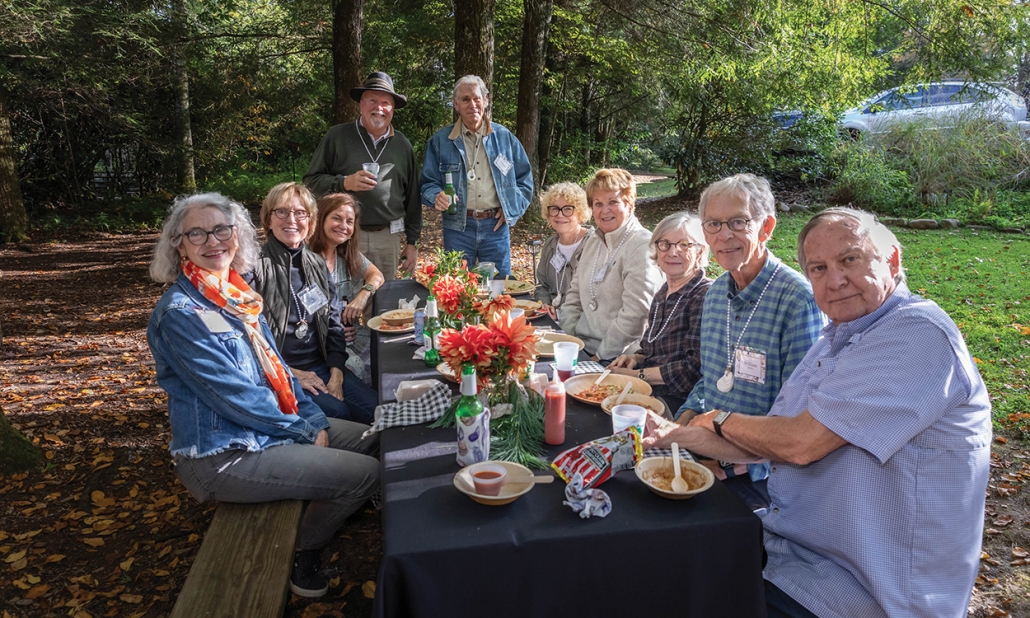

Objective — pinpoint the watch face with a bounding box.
[715,410,731,425]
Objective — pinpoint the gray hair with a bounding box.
[453,75,489,103]
[149,192,261,283]
[797,207,906,284]
[698,173,776,222]
[649,212,710,271]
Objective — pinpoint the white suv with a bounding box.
[839,81,1027,137]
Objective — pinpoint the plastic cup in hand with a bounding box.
[553,341,579,381]
[509,308,525,323]
[612,404,648,434]
[362,162,380,178]
[470,463,507,496]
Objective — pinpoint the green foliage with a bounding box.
[203,163,301,207]
[829,116,1030,225]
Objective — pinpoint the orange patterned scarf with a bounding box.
[182,259,299,415]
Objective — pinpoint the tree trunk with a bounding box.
[172,0,196,193]
[515,0,554,180]
[0,89,28,242]
[454,0,495,94]
[0,406,43,474]
[333,0,363,124]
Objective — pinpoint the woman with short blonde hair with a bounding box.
[534,182,592,318]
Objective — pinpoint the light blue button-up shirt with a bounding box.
[762,284,992,618]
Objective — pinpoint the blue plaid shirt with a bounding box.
[680,253,824,481]
[762,284,991,617]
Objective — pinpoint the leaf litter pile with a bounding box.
[3,196,1030,617]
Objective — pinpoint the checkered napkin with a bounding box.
[546,360,606,375]
[643,447,697,462]
[361,382,455,438]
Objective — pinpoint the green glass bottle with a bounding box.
[455,363,483,418]
[423,296,441,367]
[444,172,458,216]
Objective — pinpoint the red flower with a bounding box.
[432,274,467,315]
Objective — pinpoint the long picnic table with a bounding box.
[370,279,766,618]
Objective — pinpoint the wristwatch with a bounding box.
[637,369,647,382]
[361,283,376,295]
[712,410,732,438]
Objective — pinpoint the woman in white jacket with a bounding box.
[560,168,662,361]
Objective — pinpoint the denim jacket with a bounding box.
[147,273,329,459]
[420,121,534,232]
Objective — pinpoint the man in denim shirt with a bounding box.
[420,75,533,275]
[647,208,991,618]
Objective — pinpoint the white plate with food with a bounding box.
[380,308,416,326]
[504,280,535,296]
[369,315,415,334]
[535,332,584,357]
[635,457,714,500]
[453,461,537,506]
[601,392,667,417]
[563,373,652,406]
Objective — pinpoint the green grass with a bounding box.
[636,178,678,199]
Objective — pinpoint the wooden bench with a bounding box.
[170,500,303,618]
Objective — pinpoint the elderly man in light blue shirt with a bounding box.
[645,207,991,618]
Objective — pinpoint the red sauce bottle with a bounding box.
[544,373,566,445]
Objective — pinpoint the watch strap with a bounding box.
[713,411,730,438]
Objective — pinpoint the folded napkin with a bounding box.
[644,447,697,462]
[547,360,606,375]
[563,472,612,519]
[362,382,454,438]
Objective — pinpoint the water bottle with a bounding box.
[413,307,426,345]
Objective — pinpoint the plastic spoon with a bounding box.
[593,369,612,386]
[671,442,689,493]
[506,475,555,486]
[614,382,633,406]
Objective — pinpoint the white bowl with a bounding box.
[635,457,714,500]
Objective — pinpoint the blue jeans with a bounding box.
[309,364,378,424]
[765,580,820,618]
[173,418,379,550]
[443,216,511,275]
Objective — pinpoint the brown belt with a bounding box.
[362,224,388,232]
[467,208,499,220]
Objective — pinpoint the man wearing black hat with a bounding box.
[304,72,421,280]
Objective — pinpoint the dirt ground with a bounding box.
[1,194,1028,617]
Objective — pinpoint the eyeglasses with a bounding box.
[656,239,701,252]
[272,208,310,221]
[179,225,236,246]
[547,205,577,217]
[702,217,753,233]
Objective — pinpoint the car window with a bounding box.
[926,84,963,106]
[870,89,924,112]
[953,86,987,104]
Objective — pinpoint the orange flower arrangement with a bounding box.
[438,313,539,389]
[475,294,516,324]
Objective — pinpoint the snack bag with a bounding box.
[551,428,643,489]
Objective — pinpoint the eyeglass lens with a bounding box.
[547,205,575,217]
[657,240,695,252]
[184,225,235,245]
[274,208,309,220]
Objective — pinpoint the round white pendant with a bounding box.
[589,300,598,311]
[295,321,309,339]
[467,170,476,182]
[716,369,734,393]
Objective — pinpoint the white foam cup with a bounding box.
[612,404,648,434]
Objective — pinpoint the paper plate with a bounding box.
[514,299,543,311]
[535,332,585,357]
[436,362,458,382]
[563,373,652,406]
[368,316,415,334]
[453,461,536,506]
[635,457,714,500]
[504,280,535,296]
[601,392,667,416]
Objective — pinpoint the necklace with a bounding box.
[716,263,781,393]
[464,128,482,181]
[288,280,310,339]
[356,119,391,164]
[644,288,684,344]
[588,226,632,311]
[553,230,586,303]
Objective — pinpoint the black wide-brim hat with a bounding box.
[350,71,407,109]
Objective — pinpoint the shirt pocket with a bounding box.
[438,162,461,174]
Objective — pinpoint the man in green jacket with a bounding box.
[304,72,421,280]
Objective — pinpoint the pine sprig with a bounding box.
[489,381,548,470]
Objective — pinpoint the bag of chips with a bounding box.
[551,428,642,489]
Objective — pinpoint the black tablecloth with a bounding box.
[370,283,766,617]
[371,280,441,402]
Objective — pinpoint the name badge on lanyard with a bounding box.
[733,346,767,384]
[298,285,329,315]
[550,252,567,272]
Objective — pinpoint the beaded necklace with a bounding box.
[716,263,781,393]
[588,225,632,311]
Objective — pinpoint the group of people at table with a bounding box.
[144,69,991,618]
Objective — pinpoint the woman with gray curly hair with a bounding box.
[609,212,712,414]
[146,192,379,598]
[533,182,593,319]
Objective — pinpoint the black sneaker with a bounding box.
[289,549,328,598]
[370,488,383,511]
